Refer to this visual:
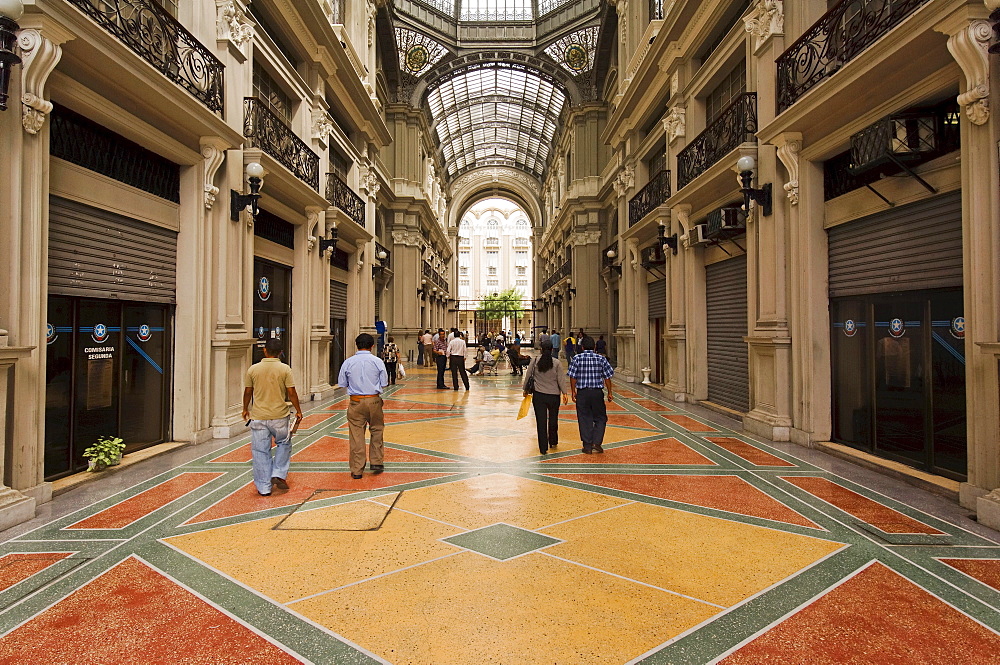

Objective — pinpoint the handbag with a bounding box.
[523,365,535,394]
[397,363,406,379]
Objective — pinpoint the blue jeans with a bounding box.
[249,417,292,494]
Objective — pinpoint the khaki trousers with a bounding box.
[346,396,384,474]
[423,344,434,366]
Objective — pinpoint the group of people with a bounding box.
[242,327,615,488]
[536,328,608,360]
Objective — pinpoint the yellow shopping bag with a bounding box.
[516,394,532,420]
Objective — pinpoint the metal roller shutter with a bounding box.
[330,280,347,319]
[647,279,666,319]
[48,196,177,303]
[828,191,962,298]
[706,255,749,412]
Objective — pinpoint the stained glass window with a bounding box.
[396,28,449,77]
[543,27,599,75]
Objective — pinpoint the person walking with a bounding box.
[242,339,303,496]
[448,331,470,390]
[416,332,425,367]
[422,330,434,367]
[538,328,550,347]
[595,334,608,356]
[550,330,561,359]
[523,340,569,454]
[568,336,615,454]
[382,335,400,385]
[564,333,576,362]
[338,333,388,479]
[433,328,449,389]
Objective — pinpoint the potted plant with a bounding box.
[83,436,125,472]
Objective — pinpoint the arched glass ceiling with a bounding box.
[427,63,567,180]
[408,0,578,21]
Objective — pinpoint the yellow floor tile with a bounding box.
[541,501,844,607]
[164,503,463,603]
[289,551,719,665]
[378,473,631,530]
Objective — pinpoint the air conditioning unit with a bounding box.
[706,206,745,240]
[692,224,712,245]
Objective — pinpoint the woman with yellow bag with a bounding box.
[521,339,570,455]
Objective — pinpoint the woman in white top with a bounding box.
[523,339,569,454]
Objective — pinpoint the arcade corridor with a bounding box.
[1,367,999,663]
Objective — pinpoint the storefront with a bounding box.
[647,278,665,384]
[829,192,965,479]
[44,197,175,478]
[330,279,348,384]
[252,258,292,365]
[705,254,749,412]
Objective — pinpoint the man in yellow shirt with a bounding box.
[242,339,303,496]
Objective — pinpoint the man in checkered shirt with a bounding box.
[567,336,615,454]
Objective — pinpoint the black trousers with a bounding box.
[386,361,397,384]
[576,388,608,449]
[532,392,560,453]
[450,355,469,389]
[435,354,447,387]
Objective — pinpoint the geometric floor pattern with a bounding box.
[2,366,1000,663]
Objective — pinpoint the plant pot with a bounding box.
[87,459,107,472]
[109,451,122,466]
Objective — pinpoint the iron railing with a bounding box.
[243,98,320,190]
[422,260,448,291]
[326,172,365,226]
[649,0,664,20]
[629,170,671,226]
[776,0,931,113]
[67,0,224,114]
[560,256,572,278]
[677,93,757,191]
[541,271,560,293]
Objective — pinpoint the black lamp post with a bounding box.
[0,0,24,112]
[737,155,772,217]
[231,162,264,222]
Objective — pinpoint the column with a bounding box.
[664,205,689,401]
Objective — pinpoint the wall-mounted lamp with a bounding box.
[658,224,678,255]
[0,0,23,112]
[737,155,772,217]
[231,162,264,222]
[376,248,388,260]
[606,248,616,259]
[568,288,577,297]
[318,225,338,253]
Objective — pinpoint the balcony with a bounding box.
[677,93,757,191]
[326,172,365,227]
[776,0,931,113]
[67,0,224,113]
[422,261,448,291]
[560,257,572,278]
[628,170,671,226]
[541,272,560,293]
[649,0,664,20]
[243,98,319,190]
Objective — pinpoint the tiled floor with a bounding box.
[2,365,1000,664]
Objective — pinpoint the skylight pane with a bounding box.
[460,0,533,22]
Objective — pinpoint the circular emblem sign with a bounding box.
[843,319,857,337]
[257,276,271,302]
[951,316,966,340]
[257,326,266,339]
[92,323,109,344]
[274,328,282,340]
[889,318,905,338]
[46,323,57,345]
[564,43,588,72]
[405,45,429,73]
[137,324,152,342]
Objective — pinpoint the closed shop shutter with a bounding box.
[828,191,962,298]
[49,196,177,303]
[330,280,347,319]
[647,279,666,319]
[706,255,749,412]
[375,289,381,321]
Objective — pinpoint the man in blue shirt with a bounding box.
[338,333,389,479]
[549,330,561,359]
[567,336,615,454]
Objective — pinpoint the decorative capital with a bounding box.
[569,230,603,246]
[662,106,685,144]
[216,0,254,49]
[391,229,423,247]
[946,19,991,125]
[744,0,784,50]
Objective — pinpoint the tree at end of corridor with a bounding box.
[477,288,524,320]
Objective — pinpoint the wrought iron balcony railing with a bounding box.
[243,98,319,190]
[776,0,931,113]
[326,172,365,227]
[677,93,757,191]
[67,0,224,113]
[629,170,671,226]
[542,272,560,293]
[560,257,572,278]
[649,0,664,20]
[422,260,448,291]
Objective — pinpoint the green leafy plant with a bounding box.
[83,436,125,471]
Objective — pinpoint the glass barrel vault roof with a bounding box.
[427,63,567,179]
[411,0,577,20]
